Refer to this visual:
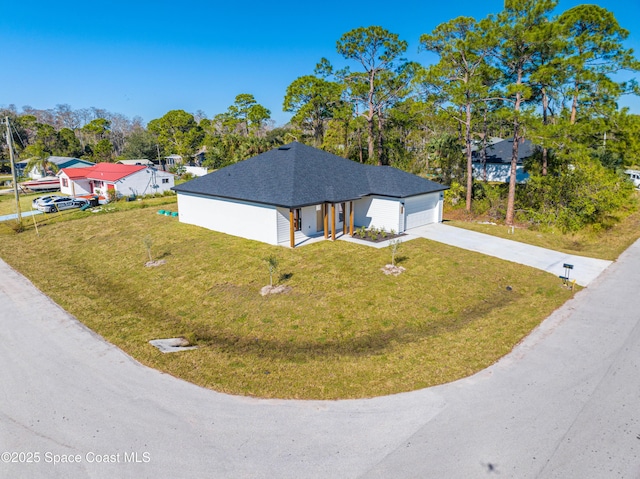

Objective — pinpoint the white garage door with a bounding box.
[405,193,438,230]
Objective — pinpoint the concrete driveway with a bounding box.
[1,240,639,478]
[409,223,612,286]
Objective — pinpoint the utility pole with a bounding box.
[5,117,22,224]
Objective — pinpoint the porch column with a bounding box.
[331,203,336,241]
[349,201,354,236]
[342,202,347,235]
[323,204,328,239]
[289,209,295,248]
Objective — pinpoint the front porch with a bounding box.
[282,201,356,248]
[278,229,416,249]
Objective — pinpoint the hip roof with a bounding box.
[173,142,447,208]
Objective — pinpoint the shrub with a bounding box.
[444,180,465,206]
[519,157,635,232]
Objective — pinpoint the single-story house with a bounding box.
[58,163,175,199]
[472,138,535,183]
[164,154,183,166]
[172,142,448,248]
[17,156,94,179]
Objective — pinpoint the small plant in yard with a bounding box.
[143,235,165,267]
[265,254,279,287]
[143,235,154,262]
[382,239,405,276]
[389,239,402,266]
[380,228,387,239]
[261,254,291,296]
[357,226,367,238]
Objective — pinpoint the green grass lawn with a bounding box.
[0,199,576,399]
[0,190,42,216]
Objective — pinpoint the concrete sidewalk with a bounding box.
[408,223,612,286]
[0,210,42,222]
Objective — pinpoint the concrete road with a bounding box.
[1,240,639,478]
[410,223,612,286]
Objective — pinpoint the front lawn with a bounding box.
[0,190,41,216]
[0,202,575,399]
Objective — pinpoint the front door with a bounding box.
[293,208,302,231]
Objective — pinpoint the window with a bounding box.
[61,178,68,187]
[162,178,169,184]
[293,208,302,231]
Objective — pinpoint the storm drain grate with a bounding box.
[149,338,198,353]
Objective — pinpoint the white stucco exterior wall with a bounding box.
[184,166,209,177]
[354,196,401,232]
[298,205,318,236]
[59,173,92,196]
[111,169,174,197]
[177,193,279,245]
[276,208,290,244]
[436,191,444,223]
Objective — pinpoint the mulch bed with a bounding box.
[352,231,406,243]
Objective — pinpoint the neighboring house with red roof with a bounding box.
[58,163,174,200]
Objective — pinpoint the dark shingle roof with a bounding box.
[472,138,537,164]
[172,142,447,208]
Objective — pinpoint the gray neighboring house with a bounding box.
[17,156,94,179]
[173,142,448,248]
[472,138,536,183]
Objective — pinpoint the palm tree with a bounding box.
[23,141,57,178]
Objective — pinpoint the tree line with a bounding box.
[1,0,639,231]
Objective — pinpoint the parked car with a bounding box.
[37,197,88,213]
[32,195,62,209]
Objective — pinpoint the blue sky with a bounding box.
[2,0,639,126]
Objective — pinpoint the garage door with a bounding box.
[405,194,438,230]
